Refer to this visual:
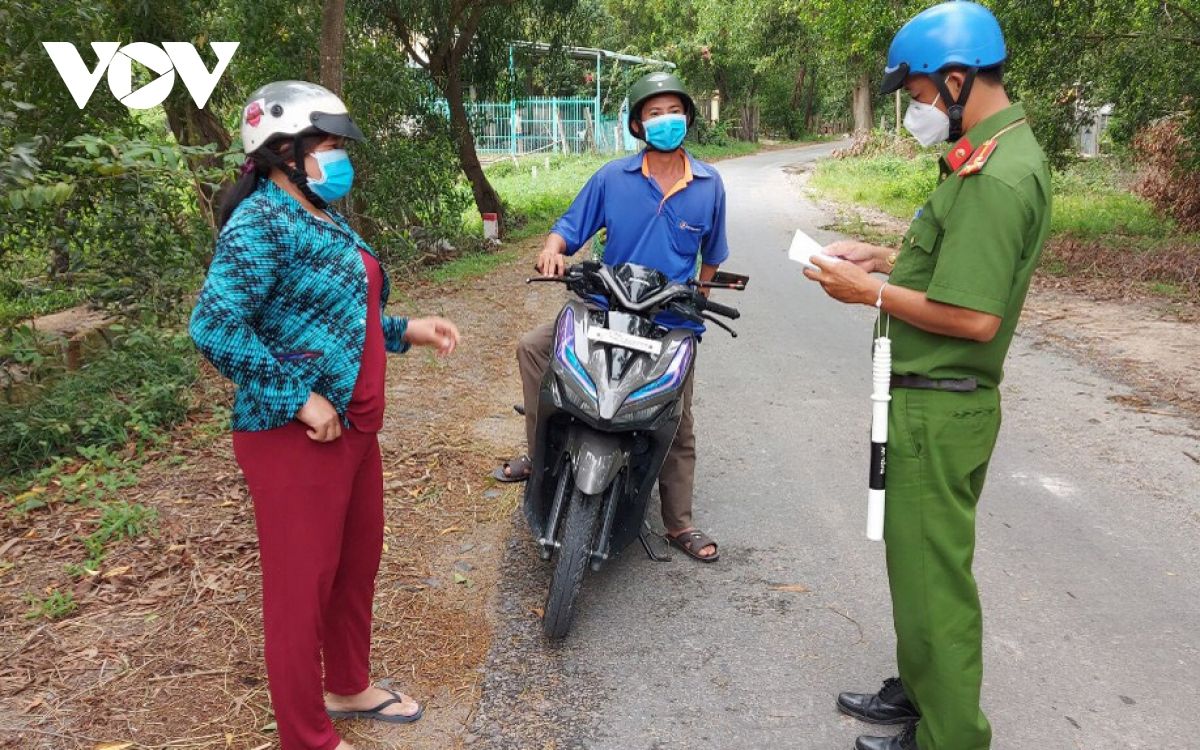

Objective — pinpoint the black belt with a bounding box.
[891,374,978,392]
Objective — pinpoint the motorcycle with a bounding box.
[522,260,746,638]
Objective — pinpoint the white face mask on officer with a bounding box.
[904,93,950,146]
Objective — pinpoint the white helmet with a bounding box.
[240,80,364,154]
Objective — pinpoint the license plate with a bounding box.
[586,327,662,356]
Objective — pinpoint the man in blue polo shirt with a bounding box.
[492,72,729,562]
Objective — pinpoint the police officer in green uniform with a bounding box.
[804,3,1052,749]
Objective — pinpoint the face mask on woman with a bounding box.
[308,148,355,202]
[643,113,688,151]
[903,94,950,147]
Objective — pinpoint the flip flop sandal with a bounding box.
[491,454,532,483]
[666,529,720,563]
[327,687,424,725]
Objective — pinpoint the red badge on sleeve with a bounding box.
[945,137,974,171]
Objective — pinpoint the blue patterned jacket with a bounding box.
[189,179,409,432]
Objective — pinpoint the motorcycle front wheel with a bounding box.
[543,485,601,639]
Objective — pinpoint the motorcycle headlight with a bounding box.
[555,307,597,400]
[625,337,694,405]
[612,402,665,426]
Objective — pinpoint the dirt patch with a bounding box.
[0,238,556,749]
[1022,281,1200,420]
[1043,237,1200,306]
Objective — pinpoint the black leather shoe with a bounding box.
[854,720,918,750]
[837,677,919,725]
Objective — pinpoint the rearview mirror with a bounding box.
[710,271,750,289]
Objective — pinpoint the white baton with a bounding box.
[867,335,891,541]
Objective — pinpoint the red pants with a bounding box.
[233,421,384,750]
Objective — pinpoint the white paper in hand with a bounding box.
[788,229,841,272]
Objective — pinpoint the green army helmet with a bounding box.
[627,71,697,139]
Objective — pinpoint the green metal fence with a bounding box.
[435,97,630,155]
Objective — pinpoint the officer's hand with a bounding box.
[404,316,460,356]
[804,255,880,306]
[824,240,892,273]
[297,392,342,442]
[536,247,566,277]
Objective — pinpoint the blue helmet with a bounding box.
[880,1,1007,96]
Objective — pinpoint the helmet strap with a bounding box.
[260,134,329,209]
[932,68,977,142]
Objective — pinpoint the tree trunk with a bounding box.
[445,69,504,233]
[804,69,818,134]
[320,0,347,96]
[163,96,232,231]
[740,105,759,142]
[851,69,873,134]
[791,66,807,109]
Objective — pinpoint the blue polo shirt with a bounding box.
[551,149,730,333]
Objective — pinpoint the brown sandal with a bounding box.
[666,529,720,563]
[491,454,532,483]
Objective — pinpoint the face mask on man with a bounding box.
[308,148,355,202]
[903,93,950,147]
[642,113,688,151]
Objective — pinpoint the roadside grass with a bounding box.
[809,152,938,220]
[425,246,521,284]
[810,149,1200,303]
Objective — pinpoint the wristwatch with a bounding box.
[885,250,899,271]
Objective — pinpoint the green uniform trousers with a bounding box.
[885,386,1002,750]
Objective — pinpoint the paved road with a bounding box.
[470,143,1200,750]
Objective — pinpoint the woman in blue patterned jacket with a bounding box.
[190,81,460,750]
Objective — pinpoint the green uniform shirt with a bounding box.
[888,103,1052,388]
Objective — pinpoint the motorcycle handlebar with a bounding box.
[532,265,741,324]
[701,298,741,320]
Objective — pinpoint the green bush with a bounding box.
[0,327,198,480]
[690,117,734,147]
[2,131,220,323]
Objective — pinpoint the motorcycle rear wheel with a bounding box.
[543,485,601,639]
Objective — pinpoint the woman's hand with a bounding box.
[403,317,460,356]
[823,240,893,273]
[803,256,883,306]
[297,392,342,442]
